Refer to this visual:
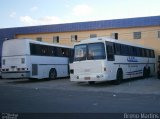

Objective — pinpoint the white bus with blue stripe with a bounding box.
[1,39,73,80]
[70,37,155,84]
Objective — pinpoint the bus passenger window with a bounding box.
[106,42,115,61]
[114,43,121,55]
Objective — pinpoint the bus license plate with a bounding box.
[84,77,90,80]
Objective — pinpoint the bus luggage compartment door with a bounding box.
[32,64,38,76]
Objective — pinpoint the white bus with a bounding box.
[1,39,73,80]
[70,37,155,84]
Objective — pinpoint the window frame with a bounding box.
[106,41,115,61]
[71,35,78,42]
[53,36,59,43]
[133,32,141,39]
[111,33,118,40]
[90,34,97,38]
[36,37,42,42]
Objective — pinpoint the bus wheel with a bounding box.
[29,78,35,81]
[115,69,123,85]
[143,67,147,78]
[88,81,95,85]
[49,68,57,80]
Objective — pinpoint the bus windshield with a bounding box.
[74,43,106,61]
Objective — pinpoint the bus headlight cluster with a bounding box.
[17,68,28,71]
[1,68,29,72]
[1,68,9,72]
[96,74,104,79]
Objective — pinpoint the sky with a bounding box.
[0,0,160,28]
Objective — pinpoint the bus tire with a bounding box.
[115,69,123,85]
[88,81,95,85]
[29,78,35,81]
[49,68,57,80]
[143,67,147,78]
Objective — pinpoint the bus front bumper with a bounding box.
[1,71,30,79]
[70,73,110,82]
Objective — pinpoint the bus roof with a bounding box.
[4,39,73,49]
[75,37,154,50]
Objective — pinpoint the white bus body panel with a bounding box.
[1,56,30,78]
[2,56,69,79]
[1,39,71,79]
[29,56,69,79]
[70,60,111,82]
[70,37,155,82]
[70,56,155,82]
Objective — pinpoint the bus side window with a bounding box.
[30,43,40,55]
[144,49,147,57]
[57,47,63,57]
[61,48,69,57]
[114,43,121,55]
[30,43,35,55]
[69,49,74,63]
[142,48,145,57]
[48,46,55,56]
[151,50,155,58]
[139,48,142,57]
[132,47,137,56]
[106,42,115,61]
[41,45,48,56]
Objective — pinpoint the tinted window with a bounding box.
[114,43,121,55]
[30,43,71,57]
[41,45,48,56]
[151,50,155,58]
[120,44,126,56]
[62,48,70,57]
[30,43,41,55]
[48,46,56,56]
[106,42,115,61]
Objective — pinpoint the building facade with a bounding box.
[0,16,160,59]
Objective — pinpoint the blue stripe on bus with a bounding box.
[126,70,143,75]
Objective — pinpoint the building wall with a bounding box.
[16,26,160,56]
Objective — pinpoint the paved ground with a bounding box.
[0,77,160,118]
[1,77,160,95]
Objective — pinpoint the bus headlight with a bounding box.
[17,68,28,71]
[96,74,104,79]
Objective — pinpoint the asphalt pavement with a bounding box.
[0,77,160,119]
